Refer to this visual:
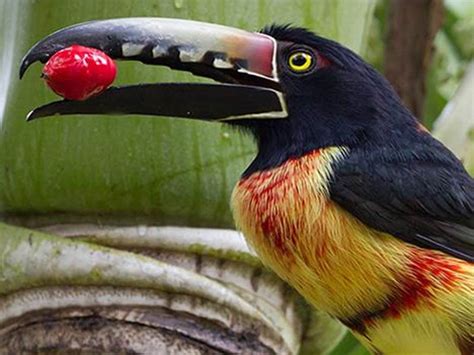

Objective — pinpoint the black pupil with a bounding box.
[292,53,308,66]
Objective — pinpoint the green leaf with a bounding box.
[330,332,369,355]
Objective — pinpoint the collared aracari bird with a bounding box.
[20,18,473,354]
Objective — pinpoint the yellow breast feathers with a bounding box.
[231,147,473,354]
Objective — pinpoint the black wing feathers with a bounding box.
[329,139,474,262]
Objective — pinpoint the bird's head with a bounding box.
[20,18,416,175]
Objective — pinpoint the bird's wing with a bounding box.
[329,147,474,262]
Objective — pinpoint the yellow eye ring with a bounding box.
[288,52,314,73]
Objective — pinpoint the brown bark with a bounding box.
[0,306,273,354]
[384,0,444,121]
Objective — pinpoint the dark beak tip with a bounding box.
[19,64,27,79]
[26,109,41,122]
[19,47,35,79]
[19,47,46,79]
[26,111,34,121]
[19,54,33,79]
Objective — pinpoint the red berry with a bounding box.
[42,45,117,101]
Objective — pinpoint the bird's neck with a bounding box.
[242,116,364,177]
[240,82,420,178]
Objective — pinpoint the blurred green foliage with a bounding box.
[331,333,370,355]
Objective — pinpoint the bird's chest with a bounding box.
[230,147,391,315]
[232,149,333,272]
[231,149,473,355]
[232,148,410,318]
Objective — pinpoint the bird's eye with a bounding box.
[288,51,314,73]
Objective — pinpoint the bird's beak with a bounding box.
[20,18,287,122]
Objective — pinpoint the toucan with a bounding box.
[20,18,474,354]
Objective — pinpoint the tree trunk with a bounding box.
[0,223,345,354]
[384,0,444,121]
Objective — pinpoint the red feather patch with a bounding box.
[387,249,460,318]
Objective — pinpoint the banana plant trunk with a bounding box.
[0,0,376,353]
